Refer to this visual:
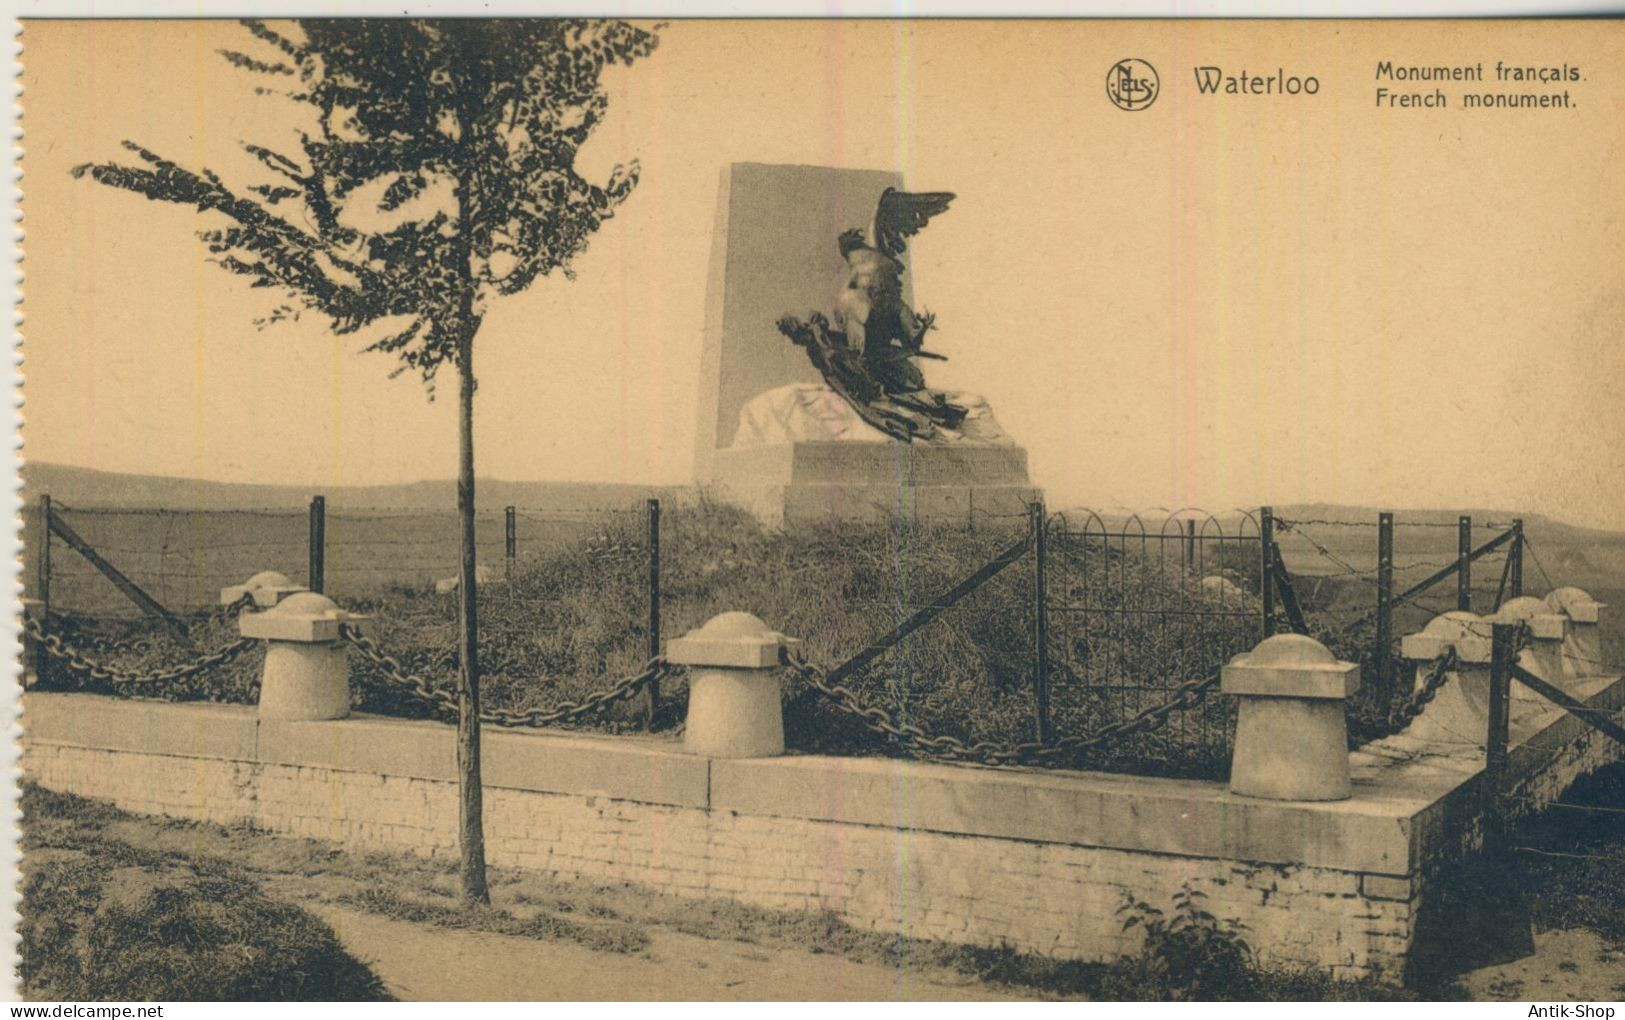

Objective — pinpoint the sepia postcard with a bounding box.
[9,11,1625,1006]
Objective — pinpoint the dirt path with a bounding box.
[98,814,1049,1001]
[305,903,1044,1002]
[1458,929,1625,1002]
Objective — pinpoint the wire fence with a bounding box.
[19,493,1622,779]
[1043,509,1264,775]
[23,499,660,618]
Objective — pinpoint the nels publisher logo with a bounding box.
[1107,58,1159,111]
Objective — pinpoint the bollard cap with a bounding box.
[1545,586,1605,625]
[667,611,802,669]
[1401,610,1492,664]
[434,564,497,595]
[1221,633,1360,700]
[221,570,309,609]
[240,590,368,643]
[1198,574,1251,602]
[1488,596,1568,641]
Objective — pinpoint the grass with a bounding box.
[43,498,1261,777]
[37,498,1625,780]
[517,875,1427,1001]
[18,785,391,1001]
[336,885,650,955]
[1509,763,1625,942]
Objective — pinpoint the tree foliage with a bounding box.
[73,18,660,386]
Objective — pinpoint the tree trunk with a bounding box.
[456,323,490,905]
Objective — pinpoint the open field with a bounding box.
[27,464,1625,780]
[1268,502,1625,590]
[24,503,643,616]
[26,463,1625,617]
[21,460,679,616]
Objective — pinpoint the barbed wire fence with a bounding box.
[19,497,1624,775]
[23,494,673,715]
[24,497,668,617]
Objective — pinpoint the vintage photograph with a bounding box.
[13,15,1625,1003]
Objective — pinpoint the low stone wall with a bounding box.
[22,676,1625,983]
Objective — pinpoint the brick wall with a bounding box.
[21,677,1624,984]
[21,738,1414,979]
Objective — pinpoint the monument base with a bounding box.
[710,441,1040,526]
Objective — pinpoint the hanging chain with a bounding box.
[337,624,457,712]
[783,649,1220,767]
[340,623,670,728]
[1348,646,1459,747]
[42,594,255,659]
[1349,621,1533,746]
[204,593,257,626]
[26,517,1564,768]
[24,614,256,688]
[481,662,668,727]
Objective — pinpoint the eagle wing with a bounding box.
[866,188,956,260]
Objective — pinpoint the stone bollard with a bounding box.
[1489,596,1570,692]
[239,591,367,722]
[667,611,800,758]
[1222,634,1360,801]
[1398,611,1496,741]
[1400,610,1493,673]
[221,570,309,609]
[1544,587,1608,681]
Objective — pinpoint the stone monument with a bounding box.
[695,162,1039,526]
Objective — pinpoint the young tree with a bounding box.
[74,18,661,903]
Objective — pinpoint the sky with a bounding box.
[19,19,1625,527]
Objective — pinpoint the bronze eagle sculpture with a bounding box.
[777,187,969,442]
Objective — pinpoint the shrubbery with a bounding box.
[1108,884,1254,1000]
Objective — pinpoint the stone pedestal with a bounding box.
[667,612,800,758]
[1491,596,1571,693]
[1398,610,1560,742]
[221,570,308,609]
[1545,587,1608,680]
[1399,611,1497,742]
[240,591,365,722]
[1222,634,1360,801]
[711,440,1039,526]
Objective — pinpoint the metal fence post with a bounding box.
[504,505,516,582]
[34,494,51,686]
[647,498,662,721]
[36,494,50,609]
[1376,511,1394,700]
[1184,518,1196,575]
[1509,518,1524,599]
[1484,622,1515,850]
[1031,500,1052,744]
[1260,506,1275,637]
[1457,515,1473,612]
[308,495,326,594]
